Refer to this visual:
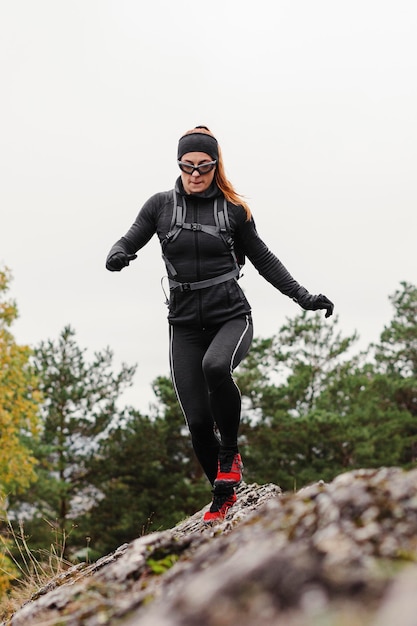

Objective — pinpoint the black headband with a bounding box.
[177,132,219,161]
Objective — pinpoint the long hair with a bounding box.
[181,126,252,220]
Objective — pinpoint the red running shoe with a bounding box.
[214,450,243,488]
[203,490,237,523]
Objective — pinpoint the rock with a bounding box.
[4,468,417,626]
[371,565,417,626]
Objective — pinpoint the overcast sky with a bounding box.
[1,1,416,412]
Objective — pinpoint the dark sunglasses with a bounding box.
[178,160,217,175]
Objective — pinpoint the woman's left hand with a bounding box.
[297,292,334,318]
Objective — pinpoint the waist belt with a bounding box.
[168,267,240,292]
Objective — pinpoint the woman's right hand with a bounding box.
[106,252,137,272]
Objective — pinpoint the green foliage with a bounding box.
[146,553,179,575]
[237,311,361,489]
[76,376,211,557]
[10,325,136,556]
[375,281,417,378]
[237,312,359,421]
[238,284,417,490]
[5,279,417,567]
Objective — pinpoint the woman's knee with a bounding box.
[186,414,215,440]
[202,354,229,390]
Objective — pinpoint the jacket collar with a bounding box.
[175,177,223,200]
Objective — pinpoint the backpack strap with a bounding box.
[216,199,241,270]
[169,267,240,292]
[161,190,185,277]
[180,196,221,238]
[162,191,243,280]
[167,190,185,242]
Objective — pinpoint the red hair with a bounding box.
[181,127,251,220]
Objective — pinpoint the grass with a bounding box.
[0,516,73,622]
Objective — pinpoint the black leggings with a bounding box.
[169,315,253,485]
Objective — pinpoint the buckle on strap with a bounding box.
[191,223,202,231]
[168,267,240,293]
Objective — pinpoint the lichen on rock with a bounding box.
[4,469,417,626]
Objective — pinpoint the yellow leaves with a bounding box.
[0,549,19,597]
[0,266,41,496]
[0,268,18,328]
[0,429,38,494]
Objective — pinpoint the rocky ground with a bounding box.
[4,466,417,625]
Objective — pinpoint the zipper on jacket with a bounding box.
[193,201,204,327]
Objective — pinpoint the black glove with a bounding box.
[295,291,334,318]
[106,252,137,272]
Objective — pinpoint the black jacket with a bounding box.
[106,179,307,328]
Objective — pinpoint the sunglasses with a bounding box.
[178,160,217,175]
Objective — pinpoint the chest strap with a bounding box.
[168,267,240,292]
[162,191,241,279]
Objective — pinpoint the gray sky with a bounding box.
[1,1,416,412]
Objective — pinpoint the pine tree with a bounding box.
[375,281,417,379]
[11,325,136,556]
[80,376,211,556]
[237,285,417,490]
[236,311,360,489]
[370,281,417,461]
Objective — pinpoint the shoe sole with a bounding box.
[203,495,237,523]
[203,515,224,524]
[203,507,235,524]
[214,477,242,488]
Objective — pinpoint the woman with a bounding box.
[106,126,334,522]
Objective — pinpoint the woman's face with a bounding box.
[179,151,216,194]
